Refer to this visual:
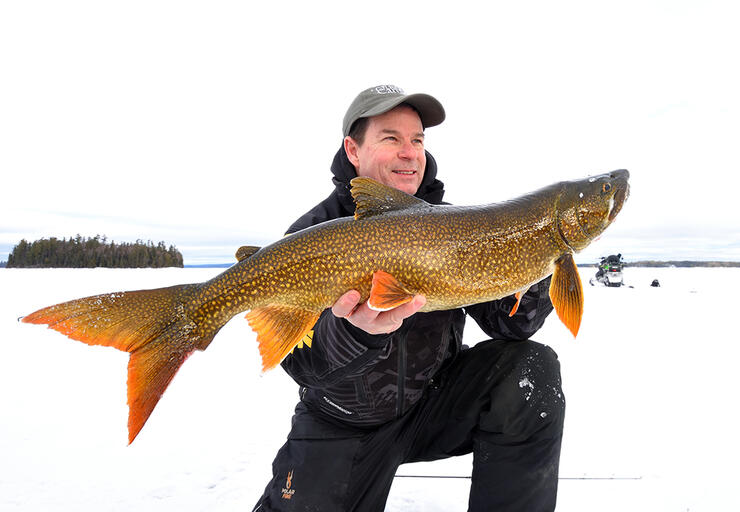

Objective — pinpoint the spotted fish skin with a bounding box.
[206,198,557,315]
[22,170,629,442]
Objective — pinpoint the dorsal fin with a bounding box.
[349,177,431,220]
[235,245,261,262]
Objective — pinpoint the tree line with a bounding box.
[5,235,184,268]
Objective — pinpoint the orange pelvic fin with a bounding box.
[549,253,584,337]
[508,288,529,317]
[246,305,320,372]
[367,270,415,312]
[22,284,219,444]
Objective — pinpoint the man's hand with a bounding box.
[331,290,426,335]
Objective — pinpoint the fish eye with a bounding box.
[602,182,612,194]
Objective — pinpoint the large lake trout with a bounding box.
[23,170,629,442]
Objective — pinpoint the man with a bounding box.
[253,85,565,511]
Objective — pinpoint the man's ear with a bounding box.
[344,136,361,168]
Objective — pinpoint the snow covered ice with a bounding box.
[2,266,740,511]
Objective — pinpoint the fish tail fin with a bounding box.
[22,283,223,443]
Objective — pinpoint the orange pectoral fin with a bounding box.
[246,305,320,372]
[549,253,584,337]
[367,270,415,312]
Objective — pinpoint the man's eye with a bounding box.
[384,136,397,142]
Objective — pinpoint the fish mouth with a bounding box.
[608,186,627,222]
[608,170,630,222]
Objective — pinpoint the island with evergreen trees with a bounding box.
[4,235,183,268]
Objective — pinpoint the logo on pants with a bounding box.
[281,470,295,500]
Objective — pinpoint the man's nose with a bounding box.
[398,141,416,159]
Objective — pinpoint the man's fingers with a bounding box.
[347,301,381,325]
[332,291,427,335]
[355,295,426,335]
[331,290,362,318]
[385,295,426,325]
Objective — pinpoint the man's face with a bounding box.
[344,105,426,195]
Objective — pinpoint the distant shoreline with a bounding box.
[577,261,740,268]
[3,261,740,269]
[183,263,232,268]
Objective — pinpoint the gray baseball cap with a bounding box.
[342,84,446,137]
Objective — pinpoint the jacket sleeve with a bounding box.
[280,309,393,388]
[464,276,554,341]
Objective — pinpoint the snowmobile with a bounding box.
[590,254,624,287]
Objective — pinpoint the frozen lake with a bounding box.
[2,266,739,510]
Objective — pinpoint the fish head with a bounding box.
[556,169,630,252]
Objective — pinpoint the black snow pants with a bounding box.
[252,339,565,512]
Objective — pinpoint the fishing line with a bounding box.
[394,475,642,481]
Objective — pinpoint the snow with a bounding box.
[518,377,534,401]
[2,266,740,511]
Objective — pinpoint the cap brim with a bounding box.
[399,93,446,130]
[347,93,446,136]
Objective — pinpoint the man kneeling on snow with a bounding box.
[252,85,565,512]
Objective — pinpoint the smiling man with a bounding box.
[252,85,565,512]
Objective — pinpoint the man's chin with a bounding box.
[389,175,422,195]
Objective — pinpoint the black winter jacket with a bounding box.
[280,146,554,426]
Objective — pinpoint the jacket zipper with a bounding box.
[396,336,407,418]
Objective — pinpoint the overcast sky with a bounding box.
[2,1,739,265]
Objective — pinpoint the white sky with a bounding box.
[2,1,739,265]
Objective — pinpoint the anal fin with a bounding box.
[549,253,584,337]
[246,305,320,371]
[368,270,415,312]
